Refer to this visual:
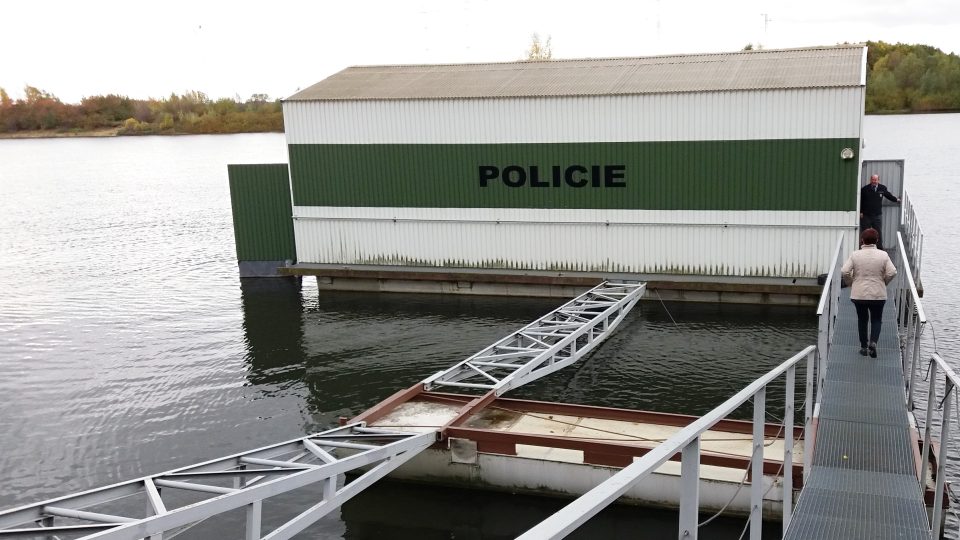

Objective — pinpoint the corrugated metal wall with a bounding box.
[228,164,297,262]
[284,89,862,143]
[292,217,850,276]
[292,207,854,277]
[282,86,864,278]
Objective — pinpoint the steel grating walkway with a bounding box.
[784,287,930,539]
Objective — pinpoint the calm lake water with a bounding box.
[0,114,957,538]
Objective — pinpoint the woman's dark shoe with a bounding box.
[868,342,877,358]
[859,347,869,356]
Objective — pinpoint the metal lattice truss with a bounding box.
[422,282,645,396]
[0,424,435,540]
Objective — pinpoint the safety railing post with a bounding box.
[804,350,814,482]
[917,232,923,278]
[906,294,915,346]
[750,387,766,540]
[816,311,827,405]
[904,293,915,381]
[817,354,825,408]
[678,437,701,540]
[910,321,924,399]
[931,383,953,536]
[908,318,922,410]
[245,501,262,540]
[919,359,937,490]
[783,366,796,533]
[897,243,908,333]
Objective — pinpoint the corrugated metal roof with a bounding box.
[287,45,865,101]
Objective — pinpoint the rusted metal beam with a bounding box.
[350,383,424,425]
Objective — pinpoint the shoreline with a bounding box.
[0,128,284,140]
[0,128,121,139]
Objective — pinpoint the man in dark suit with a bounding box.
[860,174,900,249]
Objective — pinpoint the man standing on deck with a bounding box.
[860,174,900,250]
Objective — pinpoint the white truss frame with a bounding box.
[0,424,435,540]
[422,282,645,396]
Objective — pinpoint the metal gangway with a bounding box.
[422,281,645,395]
[0,281,645,539]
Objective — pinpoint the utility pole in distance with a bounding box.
[760,13,773,42]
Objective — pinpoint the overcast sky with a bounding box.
[2,0,958,104]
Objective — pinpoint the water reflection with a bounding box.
[239,282,816,422]
[240,277,308,388]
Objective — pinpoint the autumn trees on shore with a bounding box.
[865,41,960,113]
[0,89,282,135]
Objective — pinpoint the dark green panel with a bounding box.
[288,139,860,211]
[228,164,296,261]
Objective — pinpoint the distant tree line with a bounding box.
[866,41,960,113]
[2,40,958,134]
[0,87,283,135]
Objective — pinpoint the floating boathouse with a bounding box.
[229,44,868,302]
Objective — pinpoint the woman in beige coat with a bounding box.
[841,228,898,357]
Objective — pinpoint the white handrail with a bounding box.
[816,234,845,316]
[814,233,845,423]
[517,345,817,540]
[896,232,926,323]
[919,353,959,539]
[897,232,928,410]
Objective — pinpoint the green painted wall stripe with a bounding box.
[228,164,297,262]
[289,139,860,211]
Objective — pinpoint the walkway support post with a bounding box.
[804,348,815,482]
[750,388,766,540]
[783,365,795,532]
[919,359,938,490]
[678,438,700,540]
[931,382,953,535]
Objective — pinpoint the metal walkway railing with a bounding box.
[897,226,958,539]
[0,424,434,540]
[422,282,645,396]
[515,345,817,540]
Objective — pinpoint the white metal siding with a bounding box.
[284,88,863,145]
[292,208,856,278]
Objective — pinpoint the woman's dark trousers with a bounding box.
[852,299,885,347]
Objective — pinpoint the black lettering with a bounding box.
[479,166,499,187]
[502,165,527,187]
[480,164,626,188]
[529,165,549,187]
[565,165,588,187]
[604,165,626,187]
